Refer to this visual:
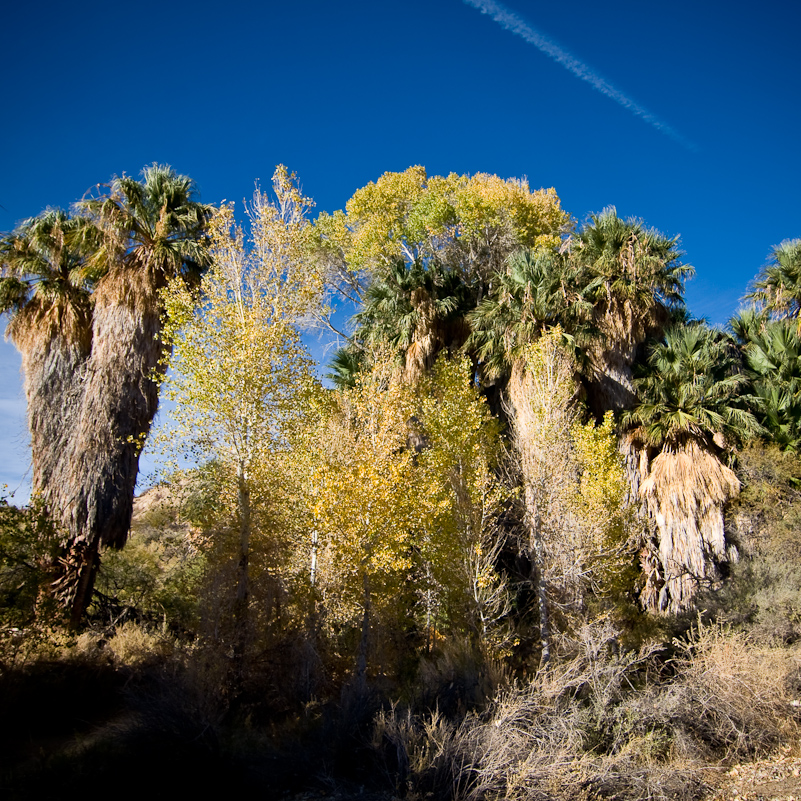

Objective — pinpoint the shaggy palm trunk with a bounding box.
[619,436,663,612]
[60,267,165,620]
[10,311,92,618]
[404,290,440,384]
[588,297,667,415]
[588,348,636,414]
[639,439,740,613]
[20,325,91,505]
[64,540,100,627]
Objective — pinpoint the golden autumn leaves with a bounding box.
[151,165,630,669]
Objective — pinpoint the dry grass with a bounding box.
[3,615,799,801]
[666,621,801,760]
[369,619,801,801]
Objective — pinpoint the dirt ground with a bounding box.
[705,753,801,801]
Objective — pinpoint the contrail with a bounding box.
[463,0,697,151]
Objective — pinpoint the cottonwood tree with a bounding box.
[508,330,580,666]
[296,359,420,686]
[414,357,510,652]
[160,174,318,649]
[508,329,629,665]
[296,354,512,680]
[319,167,571,381]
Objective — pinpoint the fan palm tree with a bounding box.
[55,165,212,620]
[624,323,761,613]
[0,209,93,514]
[731,309,801,451]
[326,346,365,390]
[570,208,693,413]
[344,257,472,383]
[746,239,801,325]
[468,247,591,381]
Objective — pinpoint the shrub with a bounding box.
[366,618,801,800]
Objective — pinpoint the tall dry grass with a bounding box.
[371,618,801,800]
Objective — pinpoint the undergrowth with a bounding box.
[1,616,798,801]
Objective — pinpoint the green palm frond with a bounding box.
[326,346,365,389]
[625,323,762,449]
[0,209,93,330]
[78,163,214,285]
[746,238,801,321]
[351,256,474,367]
[732,310,801,450]
[467,247,592,379]
[572,206,693,327]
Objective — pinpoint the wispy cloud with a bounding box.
[463,0,697,151]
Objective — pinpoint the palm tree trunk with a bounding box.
[59,268,165,620]
[640,440,740,613]
[619,435,664,612]
[13,315,92,617]
[588,347,637,414]
[68,540,100,628]
[22,331,90,505]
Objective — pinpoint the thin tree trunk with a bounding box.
[525,485,550,669]
[227,461,253,679]
[234,462,251,628]
[356,572,371,691]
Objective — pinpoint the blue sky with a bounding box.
[2,0,799,500]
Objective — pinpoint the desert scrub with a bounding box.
[367,618,801,800]
[665,620,801,760]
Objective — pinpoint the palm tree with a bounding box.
[746,239,801,324]
[342,257,472,383]
[468,247,591,382]
[732,309,801,451]
[56,165,212,620]
[326,346,365,390]
[624,323,761,613]
[570,207,693,413]
[0,210,93,516]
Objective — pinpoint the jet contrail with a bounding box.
[464,0,697,151]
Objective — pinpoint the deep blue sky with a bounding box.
[2,0,799,499]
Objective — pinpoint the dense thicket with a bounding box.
[2,166,801,800]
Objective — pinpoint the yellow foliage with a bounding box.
[513,329,632,614]
[572,411,629,549]
[291,361,419,630]
[315,166,570,273]
[156,173,320,625]
[289,355,511,651]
